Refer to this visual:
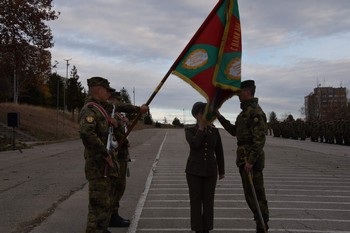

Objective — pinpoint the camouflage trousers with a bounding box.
[239,167,269,229]
[111,160,128,214]
[86,177,117,233]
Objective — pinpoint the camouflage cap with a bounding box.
[240,80,255,89]
[87,76,115,92]
[191,102,206,117]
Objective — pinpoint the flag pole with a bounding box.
[248,171,268,233]
[117,0,226,147]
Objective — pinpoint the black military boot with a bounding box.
[109,213,130,227]
[256,222,269,233]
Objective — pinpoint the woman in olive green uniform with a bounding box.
[185,102,225,233]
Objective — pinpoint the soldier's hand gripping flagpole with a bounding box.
[247,170,268,233]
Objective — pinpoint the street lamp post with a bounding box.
[52,60,59,137]
[13,68,17,104]
[63,59,71,136]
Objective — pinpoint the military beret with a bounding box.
[191,102,206,117]
[240,80,255,89]
[87,76,115,92]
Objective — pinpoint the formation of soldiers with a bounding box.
[270,119,350,146]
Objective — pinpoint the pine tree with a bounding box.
[66,66,86,121]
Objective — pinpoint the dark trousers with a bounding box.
[239,168,269,229]
[186,173,217,231]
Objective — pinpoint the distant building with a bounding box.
[305,86,348,121]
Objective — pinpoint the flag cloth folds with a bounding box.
[172,0,242,121]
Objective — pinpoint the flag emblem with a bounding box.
[172,0,242,121]
[225,57,241,80]
[183,49,209,69]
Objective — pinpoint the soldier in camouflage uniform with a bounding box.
[216,80,269,233]
[107,91,149,227]
[79,77,119,233]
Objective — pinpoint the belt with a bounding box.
[237,140,253,146]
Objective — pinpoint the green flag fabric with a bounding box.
[172,0,242,121]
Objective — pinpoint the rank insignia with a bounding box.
[86,116,94,123]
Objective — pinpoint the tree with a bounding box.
[120,87,131,104]
[66,66,86,120]
[285,114,295,122]
[268,111,278,123]
[119,87,136,121]
[172,117,182,127]
[144,112,153,125]
[0,0,59,103]
[46,72,64,108]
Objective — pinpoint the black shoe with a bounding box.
[104,230,112,233]
[256,226,268,233]
[109,214,130,227]
[117,215,130,224]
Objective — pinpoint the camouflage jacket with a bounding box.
[218,98,267,169]
[115,102,140,113]
[107,102,140,160]
[79,97,118,180]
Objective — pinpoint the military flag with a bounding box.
[172,0,242,121]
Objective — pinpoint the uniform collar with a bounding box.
[240,97,259,110]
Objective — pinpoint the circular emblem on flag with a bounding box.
[183,49,208,69]
[225,57,241,80]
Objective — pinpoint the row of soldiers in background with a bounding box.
[269,119,350,146]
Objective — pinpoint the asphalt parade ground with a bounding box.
[1,128,350,233]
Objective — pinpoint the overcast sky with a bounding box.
[49,0,350,124]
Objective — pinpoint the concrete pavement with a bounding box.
[1,128,350,233]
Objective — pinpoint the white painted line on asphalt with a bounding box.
[153,173,350,179]
[137,228,350,232]
[148,193,350,199]
[150,183,350,188]
[126,130,168,233]
[143,206,350,212]
[146,199,350,205]
[139,217,350,223]
[152,179,350,184]
[149,187,350,193]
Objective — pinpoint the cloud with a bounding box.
[49,0,350,123]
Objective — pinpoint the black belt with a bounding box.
[237,141,253,146]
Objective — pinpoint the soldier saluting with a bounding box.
[79,76,119,233]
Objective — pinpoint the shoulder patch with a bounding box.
[85,116,95,123]
[253,117,259,123]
